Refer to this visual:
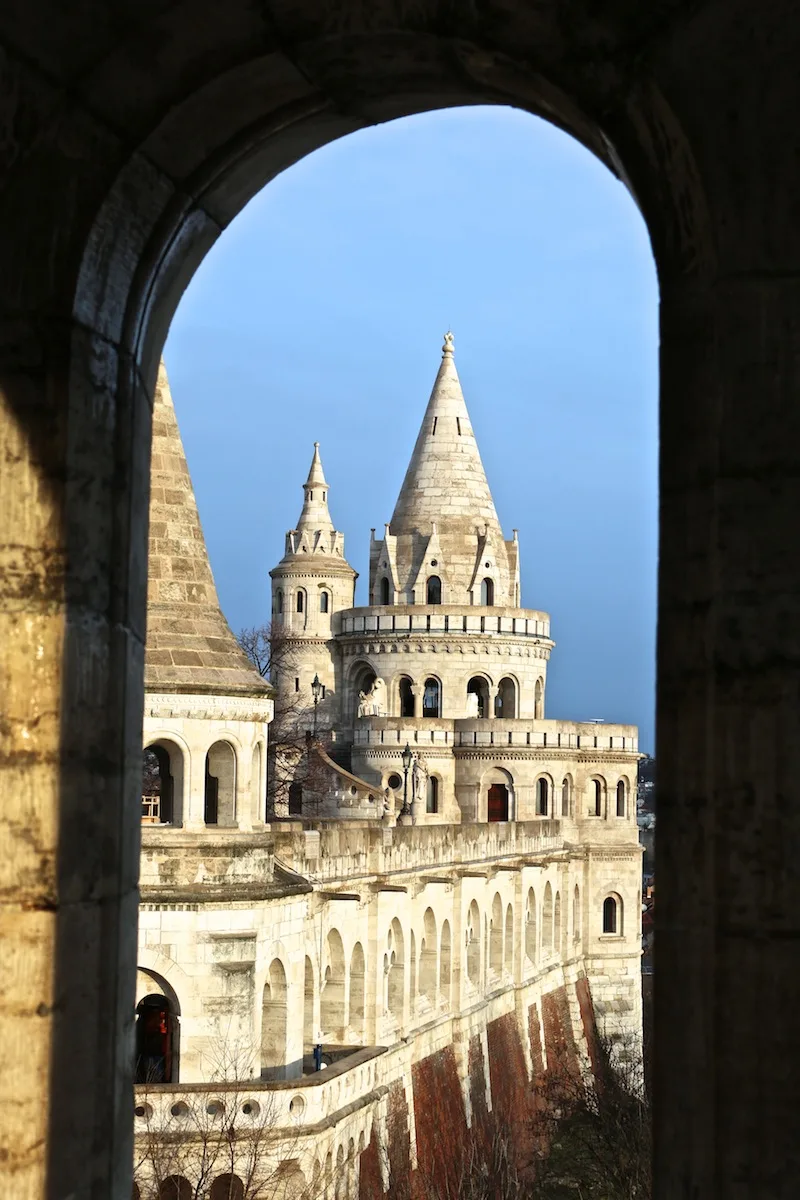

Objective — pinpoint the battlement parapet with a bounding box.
[353,717,639,754]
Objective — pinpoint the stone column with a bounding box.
[654,267,800,1196]
[488,685,498,718]
[411,685,422,719]
[0,338,148,1196]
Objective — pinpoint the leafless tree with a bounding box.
[530,1032,651,1200]
[237,623,330,818]
[133,1037,324,1200]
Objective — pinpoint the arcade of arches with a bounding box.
[1,3,799,1196]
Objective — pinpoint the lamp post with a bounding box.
[400,742,413,818]
[311,673,322,740]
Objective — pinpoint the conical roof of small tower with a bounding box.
[295,442,335,535]
[390,332,502,537]
[145,362,272,697]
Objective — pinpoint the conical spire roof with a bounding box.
[390,333,502,535]
[296,442,335,534]
[145,362,271,697]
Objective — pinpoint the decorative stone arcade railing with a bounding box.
[271,818,566,885]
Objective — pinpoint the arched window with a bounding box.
[380,576,390,605]
[426,575,442,605]
[467,676,489,719]
[398,675,414,718]
[542,883,553,954]
[349,943,365,1040]
[303,956,315,1050]
[260,959,287,1076]
[205,741,236,825]
[158,1179,192,1200]
[275,589,284,615]
[426,776,439,814]
[135,993,175,1083]
[525,888,537,963]
[602,895,619,934]
[490,894,503,974]
[593,778,603,817]
[210,1177,245,1200]
[480,577,494,606]
[142,743,177,825]
[554,892,562,951]
[320,930,346,1040]
[616,779,626,816]
[296,589,305,614]
[419,909,437,1004]
[504,904,513,974]
[251,741,263,822]
[466,901,481,987]
[439,921,452,1009]
[494,676,516,718]
[534,678,544,719]
[536,777,549,816]
[320,591,330,613]
[422,678,440,718]
[561,776,571,818]
[386,919,405,1023]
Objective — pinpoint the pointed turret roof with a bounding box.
[295,442,335,534]
[145,362,271,697]
[390,333,502,535]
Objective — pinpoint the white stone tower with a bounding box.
[370,331,520,608]
[269,443,357,731]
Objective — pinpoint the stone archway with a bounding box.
[1,6,798,1196]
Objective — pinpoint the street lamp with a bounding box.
[400,742,413,817]
[311,673,322,739]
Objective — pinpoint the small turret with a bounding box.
[269,443,357,731]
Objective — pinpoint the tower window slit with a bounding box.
[295,677,299,692]
[432,417,438,435]
[508,732,512,745]
[456,417,461,435]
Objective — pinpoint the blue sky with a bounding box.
[164,105,658,751]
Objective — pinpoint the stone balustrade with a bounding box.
[353,716,639,753]
[335,604,552,640]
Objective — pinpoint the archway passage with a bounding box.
[3,6,799,1197]
[467,676,489,719]
[398,675,415,718]
[488,784,509,822]
[205,741,236,825]
[135,994,175,1084]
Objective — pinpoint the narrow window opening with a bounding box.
[296,590,304,614]
[456,417,461,435]
[426,576,442,605]
[320,591,330,613]
[380,576,390,605]
[602,897,618,934]
[432,417,438,435]
[294,677,300,693]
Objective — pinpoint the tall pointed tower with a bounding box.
[142,362,273,831]
[269,443,357,730]
[370,333,520,606]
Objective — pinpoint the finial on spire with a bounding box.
[442,331,455,357]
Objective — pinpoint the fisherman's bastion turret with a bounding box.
[134,338,643,1200]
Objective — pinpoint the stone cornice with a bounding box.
[338,637,553,660]
[144,692,274,723]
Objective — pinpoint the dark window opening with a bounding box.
[432,417,438,435]
[593,779,603,816]
[467,677,488,719]
[399,676,415,718]
[320,591,329,613]
[275,589,283,614]
[481,577,494,606]
[135,994,175,1084]
[295,677,300,692]
[142,745,173,824]
[456,417,461,435]
[204,764,219,825]
[426,575,442,605]
[296,590,304,613]
[422,678,441,718]
[388,773,402,790]
[288,782,303,816]
[616,780,626,816]
[426,776,439,814]
[536,777,549,816]
[602,896,618,934]
[380,576,390,605]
